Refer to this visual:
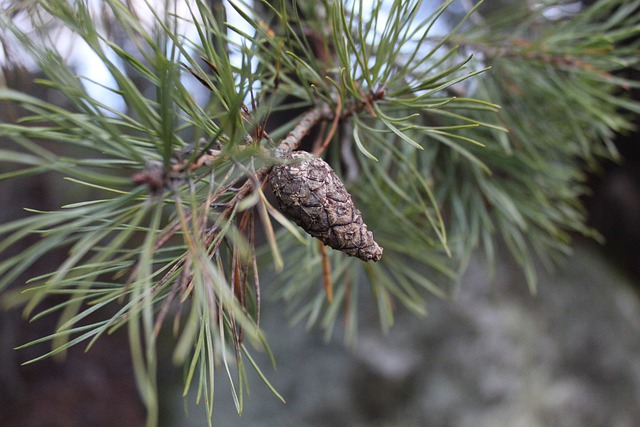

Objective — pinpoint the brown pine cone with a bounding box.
[269,151,383,262]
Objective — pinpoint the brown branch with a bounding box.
[314,96,342,156]
[319,241,333,303]
[274,103,333,158]
[134,87,386,194]
[340,87,386,119]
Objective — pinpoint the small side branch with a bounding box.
[274,103,333,158]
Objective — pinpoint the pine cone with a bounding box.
[269,151,383,262]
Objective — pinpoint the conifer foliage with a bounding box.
[0,0,639,424]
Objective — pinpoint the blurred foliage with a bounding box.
[0,0,639,425]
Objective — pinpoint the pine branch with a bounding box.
[1,0,639,425]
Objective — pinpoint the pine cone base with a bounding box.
[269,151,383,262]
